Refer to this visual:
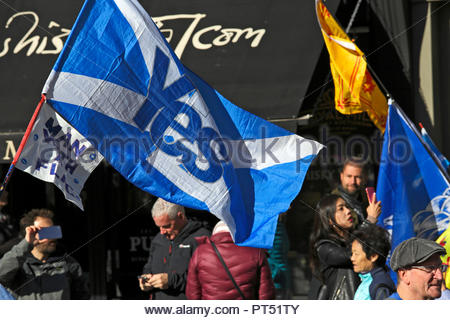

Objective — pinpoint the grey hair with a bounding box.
[151,198,185,219]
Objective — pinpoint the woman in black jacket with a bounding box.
[308,194,360,300]
[308,193,382,299]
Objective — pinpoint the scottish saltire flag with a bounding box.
[377,102,450,277]
[420,124,450,171]
[15,102,103,209]
[42,0,323,248]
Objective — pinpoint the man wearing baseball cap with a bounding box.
[387,237,447,300]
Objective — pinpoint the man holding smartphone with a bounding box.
[138,198,210,299]
[0,208,89,299]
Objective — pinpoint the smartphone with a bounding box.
[137,275,151,282]
[365,187,375,202]
[38,225,63,240]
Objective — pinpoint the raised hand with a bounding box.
[366,192,381,223]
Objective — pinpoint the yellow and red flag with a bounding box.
[437,227,450,288]
[315,0,388,132]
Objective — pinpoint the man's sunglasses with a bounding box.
[408,264,448,274]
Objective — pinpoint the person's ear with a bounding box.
[329,218,335,227]
[177,211,185,220]
[397,269,409,285]
[369,254,379,263]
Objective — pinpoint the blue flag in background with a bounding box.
[377,102,450,278]
[0,284,14,300]
[42,0,323,248]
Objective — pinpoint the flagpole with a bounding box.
[365,62,391,98]
[0,94,46,196]
[391,101,450,183]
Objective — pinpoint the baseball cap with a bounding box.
[390,237,446,271]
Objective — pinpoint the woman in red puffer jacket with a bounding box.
[186,221,275,300]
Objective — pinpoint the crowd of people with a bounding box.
[0,158,448,300]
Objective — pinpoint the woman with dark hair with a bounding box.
[351,224,395,300]
[308,194,381,299]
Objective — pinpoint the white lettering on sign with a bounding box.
[0,11,266,59]
[0,11,70,58]
[153,13,266,58]
[2,140,17,161]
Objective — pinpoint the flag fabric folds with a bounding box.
[15,102,103,210]
[315,0,388,132]
[42,0,323,248]
[377,102,450,277]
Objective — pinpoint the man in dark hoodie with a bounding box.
[139,198,210,299]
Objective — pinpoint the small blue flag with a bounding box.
[42,0,323,248]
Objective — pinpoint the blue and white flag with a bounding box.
[15,102,103,210]
[0,283,14,300]
[420,124,450,172]
[42,0,323,248]
[377,102,450,275]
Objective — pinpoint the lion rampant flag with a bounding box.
[315,0,388,132]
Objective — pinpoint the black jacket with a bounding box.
[142,220,210,300]
[311,238,360,300]
[367,267,395,300]
[0,239,89,299]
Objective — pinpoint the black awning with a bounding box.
[0,0,343,162]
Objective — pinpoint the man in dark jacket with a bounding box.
[139,198,210,299]
[0,209,89,299]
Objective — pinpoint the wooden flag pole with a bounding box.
[0,94,46,196]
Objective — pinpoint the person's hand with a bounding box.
[148,273,169,290]
[366,192,381,223]
[138,274,154,292]
[25,225,48,246]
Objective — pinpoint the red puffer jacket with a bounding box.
[186,232,275,300]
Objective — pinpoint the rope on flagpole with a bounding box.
[0,94,46,196]
[344,0,363,34]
